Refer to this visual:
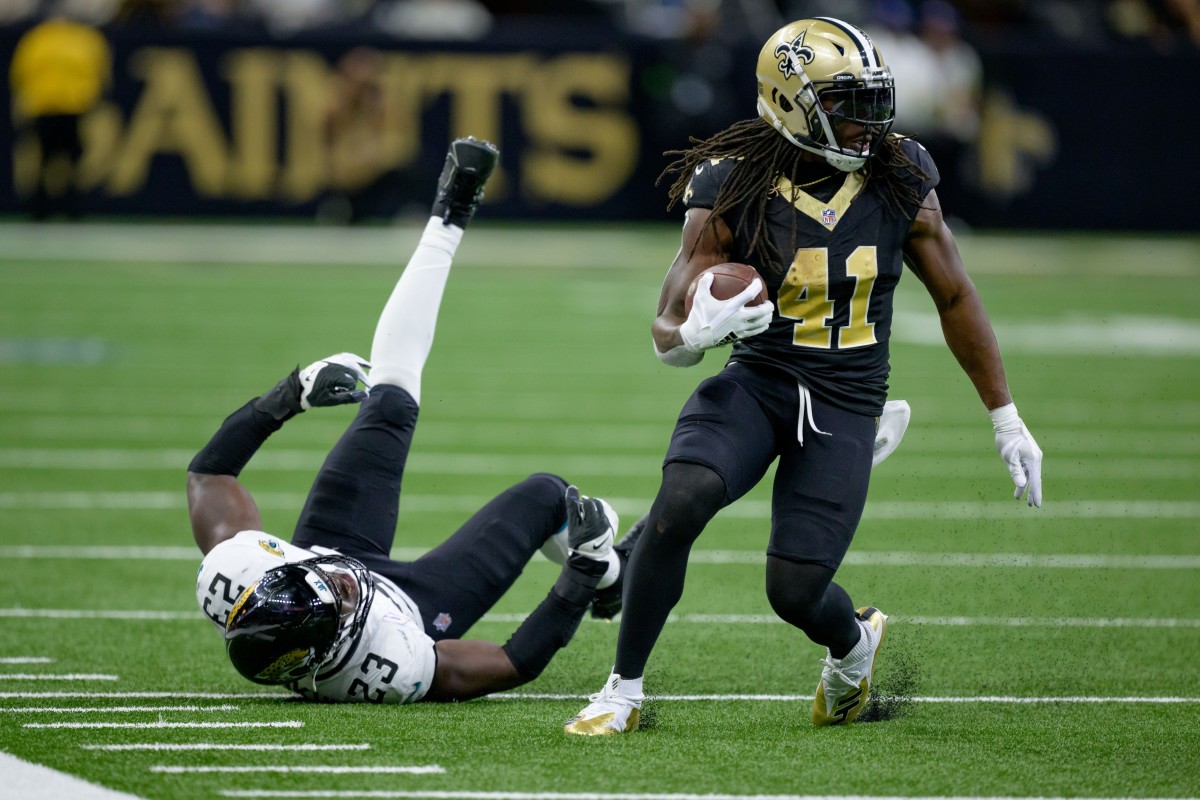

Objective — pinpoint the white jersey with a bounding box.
[196,531,436,704]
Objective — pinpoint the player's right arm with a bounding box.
[652,208,735,356]
[188,475,263,556]
[187,354,370,555]
[653,208,774,365]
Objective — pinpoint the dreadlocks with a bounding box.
[659,118,930,275]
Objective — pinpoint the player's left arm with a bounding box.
[423,489,612,702]
[187,354,371,554]
[903,190,1009,408]
[903,190,1043,506]
[423,639,523,702]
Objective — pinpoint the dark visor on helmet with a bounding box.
[822,87,895,124]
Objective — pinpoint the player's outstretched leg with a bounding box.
[369,137,498,404]
[812,606,888,726]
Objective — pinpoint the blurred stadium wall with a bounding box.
[1,17,1197,230]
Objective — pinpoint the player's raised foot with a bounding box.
[431,136,499,229]
[563,674,642,736]
[812,606,888,726]
[590,514,647,620]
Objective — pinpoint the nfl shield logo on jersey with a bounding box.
[821,208,837,226]
[433,612,452,632]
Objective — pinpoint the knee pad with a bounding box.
[365,384,419,428]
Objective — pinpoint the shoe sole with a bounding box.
[812,606,888,726]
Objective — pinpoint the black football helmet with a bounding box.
[223,555,375,685]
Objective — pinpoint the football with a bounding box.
[684,263,768,315]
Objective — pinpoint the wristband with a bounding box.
[988,402,1020,432]
[654,341,704,367]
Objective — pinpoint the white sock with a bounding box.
[615,673,644,700]
[369,217,463,405]
[840,618,872,664]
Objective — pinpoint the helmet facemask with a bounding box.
[223,554,376,685]
[805,78,895,170]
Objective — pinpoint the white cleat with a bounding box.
[812,606,888,726]
[563,674,642,736]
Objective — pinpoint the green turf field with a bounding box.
[1,222,1198,800]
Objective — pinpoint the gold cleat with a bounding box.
[564,675,642,735]
[812,606,888,726]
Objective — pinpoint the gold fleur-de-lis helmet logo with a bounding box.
[774,30,815,79]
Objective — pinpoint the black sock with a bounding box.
[501,556,605,680]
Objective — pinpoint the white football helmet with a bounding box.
[756,17,896,171]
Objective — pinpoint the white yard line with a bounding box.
[498,693,1200,704]
[216,791,1200,800]
[0,692,283,699]
[152,765,444,774]
[84,743,370,751]
[24,721,303,729]
[0,705,239,713]
[4,690,1197,704]
[4,608,1199,628]
[2,491,1198,521]
[0,609,195,619]
[2,546,1198,569]
[0,674,118,681]
[0,448,1197,482]
[0,657,53,664]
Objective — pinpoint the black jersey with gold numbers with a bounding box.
[683,138,939,416]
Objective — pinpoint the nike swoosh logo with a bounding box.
[589,541,605,550]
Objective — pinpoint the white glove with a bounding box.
[299,353,372,410]
[872,399,910,467]
[990,403,1043,507]
[678,273,774,352]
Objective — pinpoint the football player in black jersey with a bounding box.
[565,17,1043,734]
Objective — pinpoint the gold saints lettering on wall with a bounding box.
[12,46,640,207]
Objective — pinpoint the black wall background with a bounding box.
[2,22,1197,230]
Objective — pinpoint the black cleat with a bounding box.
[590,514,647,620]
[431,136,499,229]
